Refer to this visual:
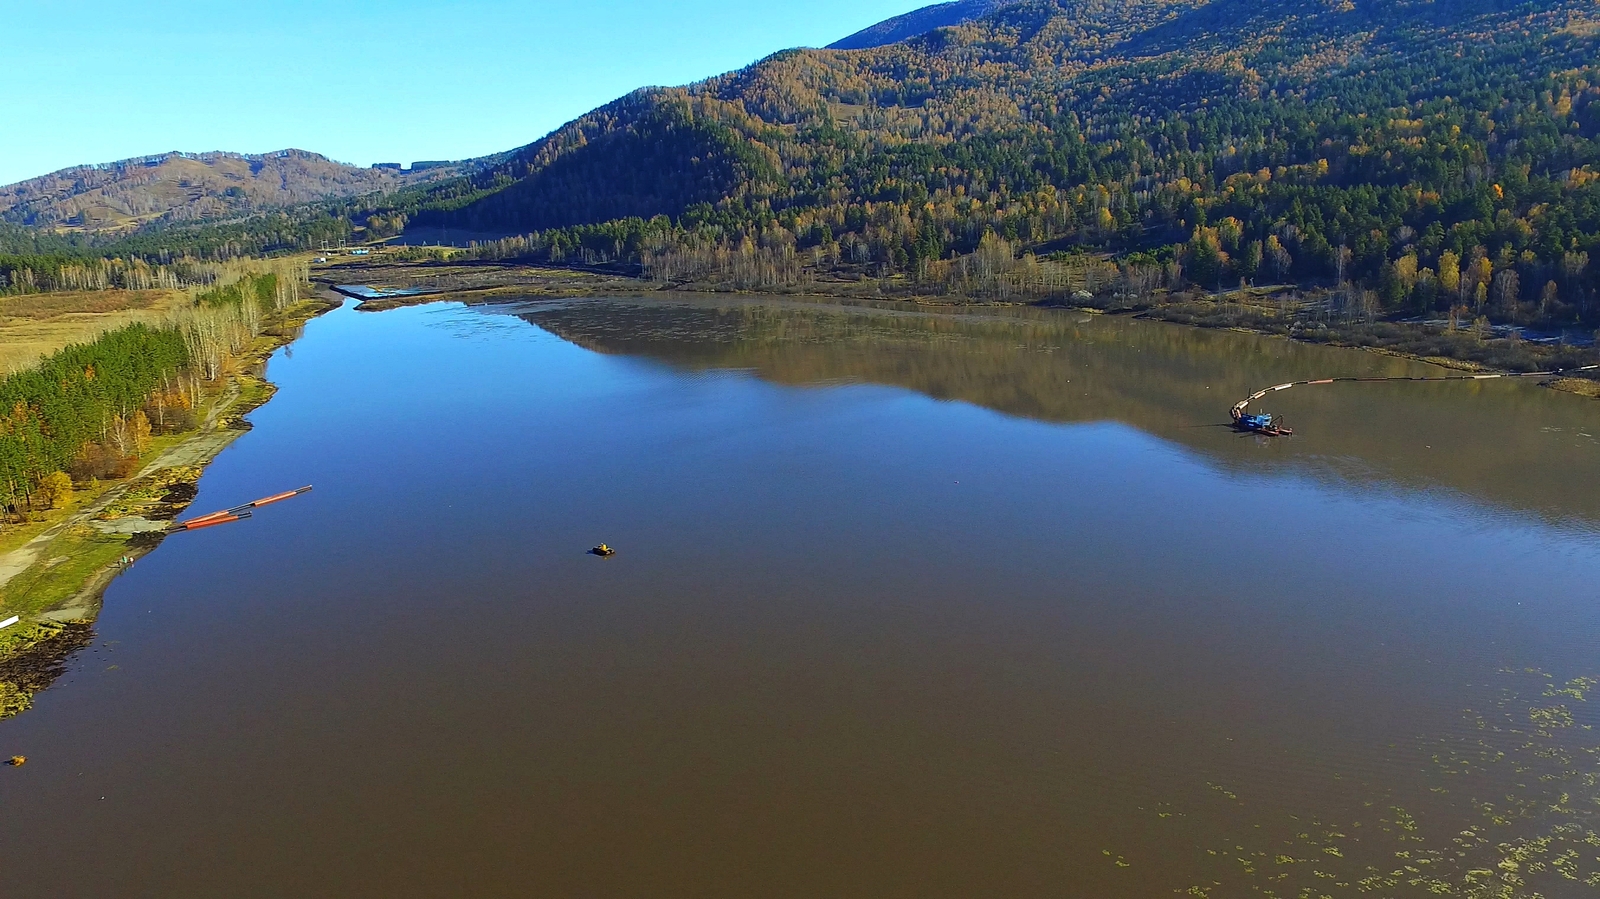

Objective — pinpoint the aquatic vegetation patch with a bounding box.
[0,621,94,721]
[1547,677,1599,703]
[1529,705,1577,731]
[1157,668,1600,898]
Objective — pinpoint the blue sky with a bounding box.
[0,0,928,186]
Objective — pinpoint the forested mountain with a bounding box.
[10,0,1600,337]
[829,0,999,50]
[388,0,1600,332]
[0,151,460,232]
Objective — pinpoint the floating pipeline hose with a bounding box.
[169,486,313,533]
[1230,364,1600,431]
[223,487,313,516]
[174,510,253,531]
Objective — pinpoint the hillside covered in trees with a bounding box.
[375,0,1600,335]
[0,151,462,233]
[7,0,1600,342]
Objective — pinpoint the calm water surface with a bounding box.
[1,296,1597,898]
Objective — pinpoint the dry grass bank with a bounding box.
[0,288,193,373]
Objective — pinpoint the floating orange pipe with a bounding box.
[170,486,309,533]
[234,486,313,511]
[176,513,244,531]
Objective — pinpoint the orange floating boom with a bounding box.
[170,486,311,533]
[176,513,247,531]
[226,486,313,515]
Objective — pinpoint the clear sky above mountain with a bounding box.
[0,0,930,187]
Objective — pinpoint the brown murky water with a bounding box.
[1,296,1596,898]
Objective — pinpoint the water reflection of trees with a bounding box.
[517,298,1600,526]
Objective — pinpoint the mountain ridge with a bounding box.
[0,149,464,233]
[828,0,1002,50]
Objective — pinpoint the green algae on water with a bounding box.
[1170,668,1600,898]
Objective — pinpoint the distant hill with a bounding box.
[0,150,461,232]
[829,0,999,50]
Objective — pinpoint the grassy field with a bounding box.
[0,252,325,375]
[0,287,192,373]
[0,525,132,621]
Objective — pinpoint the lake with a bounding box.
[2,295,1597,897]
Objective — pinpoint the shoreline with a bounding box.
[322,260,1600,397]
[0,291,341,720]
[5,268,1593,717]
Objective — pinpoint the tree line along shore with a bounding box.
[0,260,336,720]
[327,248,1600,383]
